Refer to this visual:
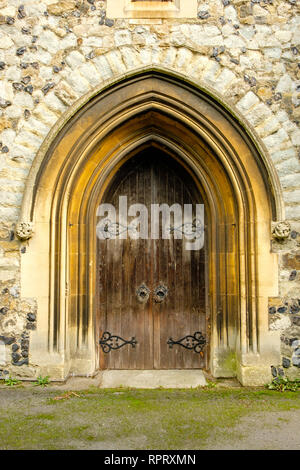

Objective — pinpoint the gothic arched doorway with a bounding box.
[19,69,281,385]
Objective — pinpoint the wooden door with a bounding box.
[97,150,207,369]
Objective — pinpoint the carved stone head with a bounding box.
[272,221,291,240]
[16,222,34,241]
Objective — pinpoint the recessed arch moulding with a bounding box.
[20,70,282,385]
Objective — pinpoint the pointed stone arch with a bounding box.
[19,68,281,384]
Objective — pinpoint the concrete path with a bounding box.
[207,409,300,450]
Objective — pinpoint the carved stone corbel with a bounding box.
[15,222,34,241]
[271,221,291,240]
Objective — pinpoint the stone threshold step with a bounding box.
[100,369,207,389]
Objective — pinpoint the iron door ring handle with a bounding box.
[136,284,150,303]
[154,285,168,303]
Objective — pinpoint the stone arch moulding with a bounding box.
[19,68,282,385]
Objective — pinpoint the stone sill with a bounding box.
[107,0,197,18]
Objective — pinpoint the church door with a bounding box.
[97,149,207,369]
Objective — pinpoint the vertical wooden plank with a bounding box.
[126,168,138,369]
[144,157,154,369]
[155,167,163,367]
[134,162,146,369]
[154,160,162,369]
[98,236,107,370]
[120,177,131,369]
[182,185,192,369]
[110,184,121,369]
[174,176,184,368]
[160,165,169,370]
[152,160,160,370]
[155,158,171,369]
[105,235,114,368]
[166,168,175,369]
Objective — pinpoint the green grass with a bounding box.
[0,387,299,449]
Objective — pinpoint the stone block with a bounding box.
[236,91,259,113]
[100,370,207,389]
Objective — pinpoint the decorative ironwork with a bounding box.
[97,217,205,240]
[154,284,168,303]
[168,218,204,239]
[136,284,150,303]
[97,218,140,239]
[167,331,206,353]
[99,331,137,353]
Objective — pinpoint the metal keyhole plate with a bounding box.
[136,284,150,303]
[154,285,168,303]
